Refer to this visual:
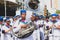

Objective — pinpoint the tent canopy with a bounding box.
[0,0,18,7]
[0,0,18,16]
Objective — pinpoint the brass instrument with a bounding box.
[12,22,36,38]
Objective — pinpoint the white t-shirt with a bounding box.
[48,20,60,36]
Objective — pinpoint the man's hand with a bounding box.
[5,27,12,33]
[56,25,60,29]
[49,24,55,29]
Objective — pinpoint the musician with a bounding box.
[0,16,3,25]
[0,16,3,33]
[38,15,44,40]
[15,10,34,40]
[12,16,19,40]
[48,14,60,40]
[30,13,36,23]
[0,16,3,40]
[29,13,36,26]
[13,16,19,26]
[32,13,41,40]
[1,18,12,40]
[44,16,50,40]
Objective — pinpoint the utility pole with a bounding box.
[51,0,52,8]
[4,0,6,18]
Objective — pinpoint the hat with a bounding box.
[33,13,39,17]
[39,15,44,19]
[6,18,10,21]
[20,10,26,14]
[0,16,3,21]
[13,16,17,19]
[51,14,58,17]
[32,13,36,17]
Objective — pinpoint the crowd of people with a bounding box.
[0,10,60,40]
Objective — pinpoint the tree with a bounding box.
[56,10,60,14]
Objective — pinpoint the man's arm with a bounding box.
[5,27,12,33]
[56,25,60,29]
[20,24,28,28]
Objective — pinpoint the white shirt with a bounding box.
[48,20,60,36]
[2,25,11,33]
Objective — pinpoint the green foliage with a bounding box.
[56,10,60,14]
